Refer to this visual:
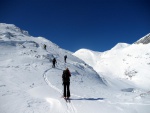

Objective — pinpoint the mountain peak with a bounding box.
[0,23,30,39]
[111,43,130,50]
[134,33,150,44]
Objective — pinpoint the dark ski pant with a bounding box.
[52,63,55,68]
[64,58,66,63]
[63,82,70,97]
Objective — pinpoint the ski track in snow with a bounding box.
[37,65,150,113]
[43,67,77,113]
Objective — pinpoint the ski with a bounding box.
[63,97,70,103]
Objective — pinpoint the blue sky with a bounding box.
[0,0,150,52]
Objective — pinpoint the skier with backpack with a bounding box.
[64,55,67,63]
[62,68,71,99]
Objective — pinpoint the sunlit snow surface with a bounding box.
[0,23,150,113]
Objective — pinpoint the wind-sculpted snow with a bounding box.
[0,23,150,113]
[0,40,39,48]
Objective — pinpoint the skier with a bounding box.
[64,55,67,63]
[52,58,57,68]
[43,44,46,50]
[62,68,71,99]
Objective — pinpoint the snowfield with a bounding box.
[74,43,150,90]
[0,23,150,113]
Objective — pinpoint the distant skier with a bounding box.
[43,44,46,50]
[64,55,67,63]
[52,58,57,68]
[62,68,71,99]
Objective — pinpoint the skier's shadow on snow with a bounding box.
[70,98,104,101]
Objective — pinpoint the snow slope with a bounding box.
[74,42,150,112]
[0,23,150,113]
[74,42,150,90]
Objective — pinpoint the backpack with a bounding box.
[62,70,70,82]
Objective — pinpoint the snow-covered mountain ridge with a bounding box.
[0,23,105,113]
[74,36,150,112]
[135,33,150,44]
[0,23,30,38]
[74,42,150,90]
[1,23,150,113]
